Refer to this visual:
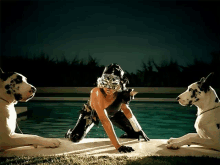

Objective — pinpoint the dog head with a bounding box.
[0,68,36,102]
[177,72,214,107]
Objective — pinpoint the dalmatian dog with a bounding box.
[0,68,60,151]
[167,73,220,151]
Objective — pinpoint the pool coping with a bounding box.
[32,97,177,102]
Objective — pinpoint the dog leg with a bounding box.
[167,133,196,149]
[0,133,60,150]
[167,133,220,151]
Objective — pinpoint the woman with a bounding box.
[65,63,150,153]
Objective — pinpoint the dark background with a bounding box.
[1,0,220,87]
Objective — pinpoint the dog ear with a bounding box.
[204,72,214,86]
[199,77,205,83]
[0,68,4,77]
[198,77,205,89]
[199,72,214,92]
[0,68,4,74]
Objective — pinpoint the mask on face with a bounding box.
[97,74,120,89]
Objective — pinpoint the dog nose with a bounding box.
[31,87,37,93]
[176,97,180,101]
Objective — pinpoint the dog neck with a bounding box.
[0,97,10,104]
[195,87,220,116]
[0,88,17,105]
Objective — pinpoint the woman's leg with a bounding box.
[65,103,96,142]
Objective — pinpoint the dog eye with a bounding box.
[189,88,192,91]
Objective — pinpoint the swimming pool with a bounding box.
[16,101,197,139]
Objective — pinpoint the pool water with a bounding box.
[16,101,197,139]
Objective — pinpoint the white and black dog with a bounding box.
[167,73,220,151]
[0,68,60,151]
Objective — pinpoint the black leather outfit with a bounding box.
[65,88,140,142]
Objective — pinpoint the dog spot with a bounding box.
[200,86,210,93]
[215,97,219,103]
[217,124,220,129]
[195,98,199,102]
[191,89,197,98]
[14,93,22,101]
[0,72,15,81]
[5,84,10,90]
[189,100,192,105]
[6,90,11,94]
[14,75,22,84]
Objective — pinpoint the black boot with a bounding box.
[65,102,99,142]
[65,114,94,142]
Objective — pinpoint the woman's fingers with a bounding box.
[139,130,150,141]
[118,145,135,153]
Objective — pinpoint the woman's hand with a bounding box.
[90,87,121,150]
[138,130,150,141]
[118,145,134,153]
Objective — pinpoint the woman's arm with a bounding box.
[121,104,141,132]
[90,88,121,150]
[121,103,150,141]
[121,103,133,119]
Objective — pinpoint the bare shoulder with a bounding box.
[90,87,103,97]
[91,87,99,94]
[90,87,105,108]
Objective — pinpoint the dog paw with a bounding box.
[44,139,61,148]
[33,144,38,148]
[166,143,181,150]
[166,138,181,150]
[167,137,179,144]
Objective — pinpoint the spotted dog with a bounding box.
[167,73,220,151]
[0,68,60,151]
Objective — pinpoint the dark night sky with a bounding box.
[1,0,220,73]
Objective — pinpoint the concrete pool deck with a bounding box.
[0,138,219,158]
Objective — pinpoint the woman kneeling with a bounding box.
[65,63,150,153]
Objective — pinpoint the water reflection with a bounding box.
[17,101,197,139]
